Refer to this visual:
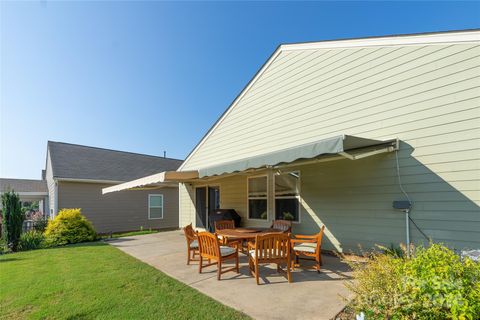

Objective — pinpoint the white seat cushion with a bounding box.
[293,242,317,253]
[220,246,236,257]
[190,240,198,249]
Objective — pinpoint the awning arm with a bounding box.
[340,139,399,160]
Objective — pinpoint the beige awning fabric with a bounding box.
[102,171,198,194]
[198,135,398,178]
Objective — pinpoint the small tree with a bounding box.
[1,190,24,251]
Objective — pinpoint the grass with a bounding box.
[100,229,160,239]
[0,242,250,320]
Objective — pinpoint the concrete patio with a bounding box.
[108,230,352,320]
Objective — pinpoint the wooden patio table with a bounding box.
[216,227,283,241]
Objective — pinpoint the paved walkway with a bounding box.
[108,230,352,320]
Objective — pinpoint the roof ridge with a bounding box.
[47,141,183,162]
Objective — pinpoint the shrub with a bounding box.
[346,243,480,320]
[18,230,45,251]
[44,208,96,246]
[30,211,48,232]
[1,190,25,251]
[0,238,8,254]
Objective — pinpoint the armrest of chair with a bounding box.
[291,238,316,244]
[186,234,197,241]
[247,241,255,251]
[293,234,317,239]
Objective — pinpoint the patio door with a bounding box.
[195,186,220,229]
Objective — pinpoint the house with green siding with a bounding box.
[105,30,480,252]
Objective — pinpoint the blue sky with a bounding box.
[1,1,479,179]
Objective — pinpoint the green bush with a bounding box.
[31,211,48,232]
[346,243,480,320]
[44,208,96,246]
[18,230,45,251]
[0,238,7,254]
[1,190,24,251]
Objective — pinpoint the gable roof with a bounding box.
[48,141,183,182]
[0,178,47,193]
[179,29,480,171]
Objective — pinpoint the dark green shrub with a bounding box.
[1,190,24,251]
[18,230,45,251]
[0,238,7,254]
[44,208,96,246]
[346,243,480,320]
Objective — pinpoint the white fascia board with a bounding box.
[0,192,48,196]
[281,30,480,51]
[56,178,125,184]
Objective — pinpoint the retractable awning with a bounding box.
[102,170,198,194]
[198,135,398,178]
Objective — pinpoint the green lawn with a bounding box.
[101,229,160,239]
[0,242,250,320]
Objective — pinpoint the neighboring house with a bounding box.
[0,178,49,213]
[46,141,182,233]
[105,30,480,252]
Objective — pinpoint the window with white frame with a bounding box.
[248,176,268,220]
[148,194,163,219]
[274,171,300,222]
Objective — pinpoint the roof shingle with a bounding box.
[0,179,47,193]
[48,141,183,182]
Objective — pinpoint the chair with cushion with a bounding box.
[270,219,292,233]
[182,223,199,265]
[291,225,325,273]
[197,231,239,280]
[248,233,292,285]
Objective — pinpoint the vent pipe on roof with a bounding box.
[163,151,166,158]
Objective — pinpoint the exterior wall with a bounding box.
[182,42,480,171]
[180,152,480,252]
[45,150,57,218]
[58,181,179,234]
[178,36,480,252]
[179,183,195,227]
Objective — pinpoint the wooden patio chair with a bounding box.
[291,225,325,273]
[182,223,199,265]
[270,219,292,233]
[214,219,239,247]
[197,231,239,280]
[248,233,292,285]
[214,219,235,232]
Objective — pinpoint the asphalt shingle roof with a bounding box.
[48,141,183,182]
[0,179,47,193]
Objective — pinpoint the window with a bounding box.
[148,194,163,219]
[274,171,300,222]
[248,176,268,220]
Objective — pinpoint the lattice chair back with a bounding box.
[214,219,235,232]
[253,233,291,262]
[197,231,220,260]
[271,219,292,233]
